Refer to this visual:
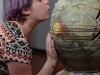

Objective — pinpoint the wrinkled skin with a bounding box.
[50,0,100,72]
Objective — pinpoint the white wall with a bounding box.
[0,0,3,23]
[29,0,57,50]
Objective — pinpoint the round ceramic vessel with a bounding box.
[50,0,100,72]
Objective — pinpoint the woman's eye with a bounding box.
[38,0,42,2]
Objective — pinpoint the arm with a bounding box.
[7,62,33,75]
[7,33,58,75]
[37,33,58,75]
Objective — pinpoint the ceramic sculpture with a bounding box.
[50,0,100,74]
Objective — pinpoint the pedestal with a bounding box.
[56,70,100,75]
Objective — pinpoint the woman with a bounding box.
[0,0,58,75]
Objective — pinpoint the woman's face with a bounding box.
[29,0,50,22]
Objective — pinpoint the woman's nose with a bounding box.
[45,0,49,4]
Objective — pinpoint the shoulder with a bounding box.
[0,21,24,39]
[0,21,13,42]
[5,21,24,38]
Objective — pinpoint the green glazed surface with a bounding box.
[50,0,100,72]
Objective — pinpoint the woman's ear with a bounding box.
[22,8,30,15]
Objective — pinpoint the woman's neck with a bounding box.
[14,19,39,41]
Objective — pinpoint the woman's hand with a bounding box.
[37,33,58,75]
[46,33,58,62]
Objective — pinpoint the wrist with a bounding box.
[47,55,58,61]
[46,59,58,69]
[47,58,58,64]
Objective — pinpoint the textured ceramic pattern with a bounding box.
[50,0,100,72]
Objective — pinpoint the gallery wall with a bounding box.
[0,0,3,23]
[29,0,57,50]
